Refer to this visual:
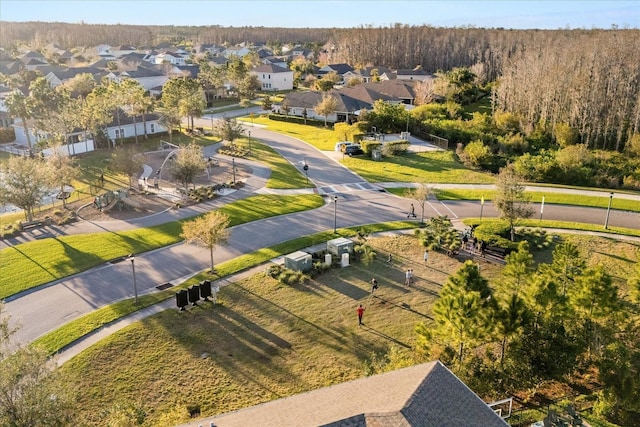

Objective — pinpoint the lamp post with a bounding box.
[210,114,213,134]
[333,195,338,233]
[480,196,485,221]
[604,192,614,229]
[129,255,138,304]
[248,130,251,156]
[232,157,236,184]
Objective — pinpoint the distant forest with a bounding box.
[2,21,639,151]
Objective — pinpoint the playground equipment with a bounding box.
[93,189,141,212]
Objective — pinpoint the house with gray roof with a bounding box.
[250,64,294,91]
[179,361,508,427]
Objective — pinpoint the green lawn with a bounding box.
[343,151,495,184]
[247,116,339,150]
[0,194,324,299]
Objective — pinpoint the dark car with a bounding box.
[342,144,364,156]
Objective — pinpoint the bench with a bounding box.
[19,218,49,231]
[484,246,509,259]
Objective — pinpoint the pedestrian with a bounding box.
[423,249,429,266]
[370,278,378,295]
[408,203,416,218]
[357,304,366,326]
[100,173,104,187]
[405,269,411,287]
[409,269,414,286]
[387,253,393,265]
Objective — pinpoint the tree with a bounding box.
[110,146,143,188]
[0,303,75,426]
[156,106,181,144]
[46,149,76,208]
[237,75,261,100]
[494,293,531,364]
[170,143,207,191]
[500,241,534,297]
[493,165,533,241]
[404,184,433,223]
[161,78,206,131]
[4,90,35,151]
[314,94,338,127]
[0,156,50,222]
[261,95,273,113]
[214,117,244,143]
[180,210,230,274]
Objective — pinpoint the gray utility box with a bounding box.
[284,251,313,272]
[327,237,354,257]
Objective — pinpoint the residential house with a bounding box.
[43,66,107,89]
[279,79,418,124]
[317,63,355,84]
[155,52,186,66]
[395,67,434,82]
[105,109,167,146]
[250,64,294,92]
[261,56,289,69]
[179,361,509,427]
[117,66,170,92]
[343,66,395,85]
[110,45,137,58]
[222,46,251,58]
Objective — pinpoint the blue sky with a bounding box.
[1,1,638,29]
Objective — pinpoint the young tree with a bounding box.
[180,210,230,274]
[0,303,75,426]
[314,94,338,127]
[261,95,273,113]
[237,75,261,100]
[500,241,534,297]
[404,184,433,223]
[213,117,244,143]
[156,106,181,144]
[494,293,531,364]
[110,146,143,188]
[493,165,533,241]
[0,156,50,222]
[170,143,207,191]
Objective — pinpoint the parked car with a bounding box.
[341,143,364,156]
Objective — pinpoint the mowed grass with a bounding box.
[247,139,312,189]
[60,234,502,426]
[0,194,324,299]
[342,151,495,184]
[247,117,339,150]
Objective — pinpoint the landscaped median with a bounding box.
[31,221,419,356]
[0,194,325,300]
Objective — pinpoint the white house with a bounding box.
[155,52,186,66]
[118,67,170,92]
[105,110,167,146]
[250,64,294,91]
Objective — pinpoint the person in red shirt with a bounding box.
[357,304,366,326]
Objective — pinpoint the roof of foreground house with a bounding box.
[180,361,508,427]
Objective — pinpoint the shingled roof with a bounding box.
[181,361,507,427]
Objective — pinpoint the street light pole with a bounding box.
[232,157,236,184]
[248,130,251,156]
[129,255,138,304]
[604,192,614,229]
[333,196,338,233]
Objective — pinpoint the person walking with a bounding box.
[408,203,416,218]
[387,253,393,266]
[405,269,411,287]
[370,278,378,295]
[423,249,429,266]
[357,304,366,326]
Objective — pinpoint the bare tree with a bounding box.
[180,210,231,274]
[494,165,533,241]
[404,184,433,223]
[314,94,338,127]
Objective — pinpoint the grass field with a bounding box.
[57,232,636,426]
[0,194,324,299]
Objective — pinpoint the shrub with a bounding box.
[381,140,409,156]
[0,127,16,143]
[360,140,382,155]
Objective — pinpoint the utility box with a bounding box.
[327,238,354,257]
[324,253,332,266]
[372,149,381,161]
[341,252,350,267]
[284,251,312,272]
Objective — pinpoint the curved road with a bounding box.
[4,122,640,346]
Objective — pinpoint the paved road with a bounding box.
[4,123,640,347]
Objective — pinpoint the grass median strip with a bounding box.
[31,221,418,356]
[0,194,324,300]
